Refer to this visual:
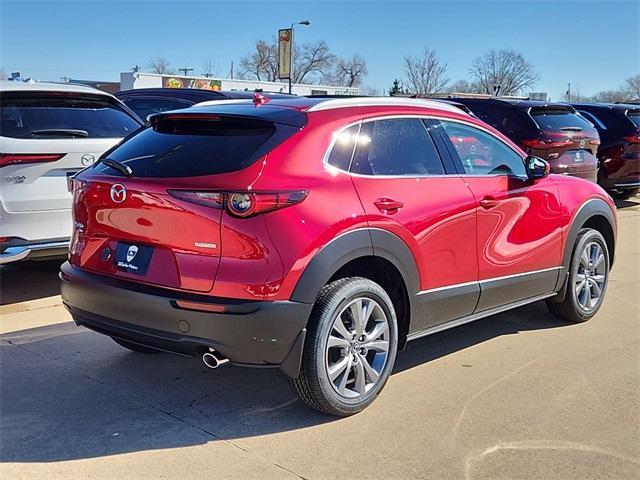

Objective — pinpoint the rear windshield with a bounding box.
[627,112,640,128]
[0,94,141,139]
[94,116,281,178]
[121,97,193,122]
[530,108,594,132]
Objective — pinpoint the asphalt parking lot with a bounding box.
[1,197,639,480]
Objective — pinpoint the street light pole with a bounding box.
[289,20,310,94]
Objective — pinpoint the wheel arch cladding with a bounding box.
[553,197,616,300]
[290,228,419,347]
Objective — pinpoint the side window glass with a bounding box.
[440,121,527,177]
[351,118,445,176]
[326,124,360,171]
[578,110,606,130]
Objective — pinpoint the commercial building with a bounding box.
[120,72,359,96]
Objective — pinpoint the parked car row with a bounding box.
[442,97,640,199]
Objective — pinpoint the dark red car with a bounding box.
[448,98,601,183]
[572,103,640,198]
[61,97,616,416]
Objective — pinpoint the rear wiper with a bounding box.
[101,158,133,177]
[560,127,583,132]
[31,129,89,138]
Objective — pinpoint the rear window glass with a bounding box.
[0,94,141,139]
[94,116,278,178]
[530,108,594,132]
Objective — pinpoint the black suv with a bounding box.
[115,88,292,122]
[448,98,600,183]
[571,103,640,198]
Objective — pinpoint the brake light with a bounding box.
[0,153,64,168]
[623,134,640,144]
[522,139,572,149]
[168,190,308,217]
[67,176,87,194]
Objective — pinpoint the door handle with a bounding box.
[479,197,500,209]
[374,198,404,213]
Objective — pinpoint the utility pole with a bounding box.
[178,67,193,77]
[230,61,234,79]
[567,83,571,102]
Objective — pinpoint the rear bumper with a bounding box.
[60,262,311,377]
[0,239,68,264]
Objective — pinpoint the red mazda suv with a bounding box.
[61,96,617,416]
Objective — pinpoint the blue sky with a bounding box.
[1,0,638,100]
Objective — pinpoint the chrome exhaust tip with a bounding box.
[202,349,230,369]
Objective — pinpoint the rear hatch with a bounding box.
[525,105,599,173]
[71,109,303,292]
[0,91,141,212]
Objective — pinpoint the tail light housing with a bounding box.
[168,190,308,218]
[522,139,572,149]
[0,153,64,168]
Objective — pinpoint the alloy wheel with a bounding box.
[325,297,390,399]
[574,241,607,312]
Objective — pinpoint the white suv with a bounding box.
[0,81,142,263]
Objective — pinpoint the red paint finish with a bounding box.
[70,99,615,314]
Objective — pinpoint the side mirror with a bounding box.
[526,155,550,180]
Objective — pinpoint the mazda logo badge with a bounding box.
[110,184,127,203]
[80,153,95,166]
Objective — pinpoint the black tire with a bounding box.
[112,337,160,353]
[613,187,639,200]
[289,277,399,416]
[546,228,610,323]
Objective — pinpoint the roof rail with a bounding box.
[307,96,467,114]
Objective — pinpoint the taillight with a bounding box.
[623,134,640,144]
[0,153,65,168]
[168,190,308,217]
[67,176,87,194]
[522,139,572,149]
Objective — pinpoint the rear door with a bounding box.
[347,117,479,331]
[0,92,141,212]
[436,119,565,312]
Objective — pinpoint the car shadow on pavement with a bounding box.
[0,259,64,305]
[0,299,570,463]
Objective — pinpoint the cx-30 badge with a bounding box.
[110,184,127,203]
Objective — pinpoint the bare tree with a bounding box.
[591,89,629,103]
[202,56,216,78]
[448,79,483,94]
[293,40,336,84]
[403,47,449,95]
[469,49,540,96]
[238,39,278,81]
[624,74,640,100]
[148,56,174,75]
[331,55,368,87]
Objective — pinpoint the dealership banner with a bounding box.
[162,76,222,91]
[278,28,292,79]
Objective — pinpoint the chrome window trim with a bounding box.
[322,114,529,180]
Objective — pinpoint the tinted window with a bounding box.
[122,97,193,122]
[0,94,140,139]
[326,124,360,171]
[530,108,593,132]
[351,118,445,176]
[577,110,607,130]
[440,120,526,177]
[94,116,279,178]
